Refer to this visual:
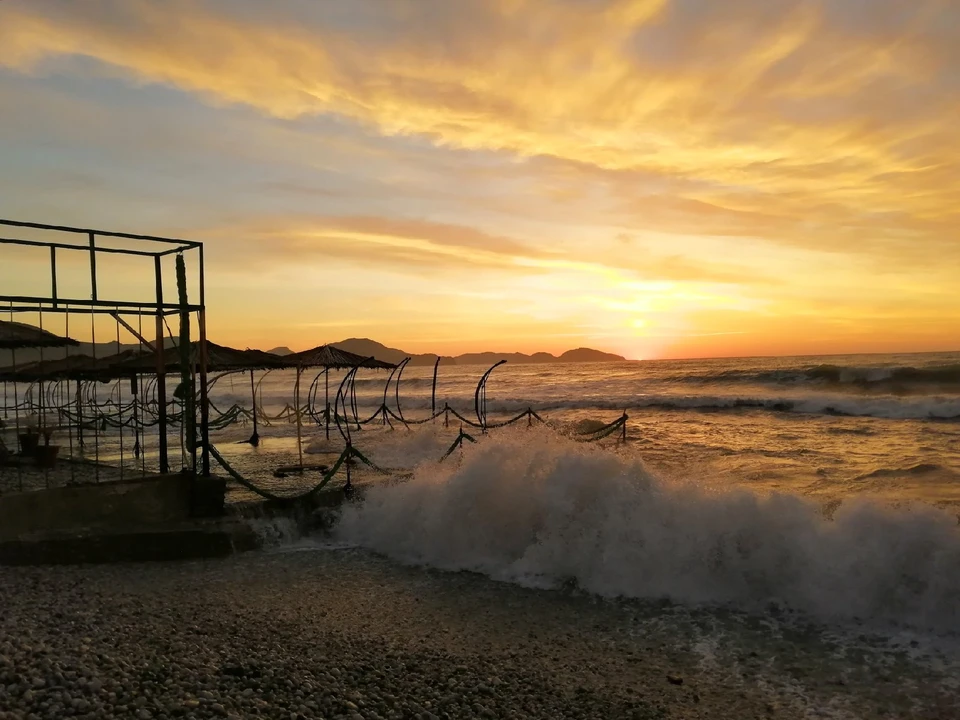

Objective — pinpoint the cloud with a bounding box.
[2,0,958,261]
[1,0,958,355]
[195,212,770,291]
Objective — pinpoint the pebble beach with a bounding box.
[1,546,957,720]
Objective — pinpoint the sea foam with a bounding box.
[335,434,960,631]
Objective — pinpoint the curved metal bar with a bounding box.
[334,360,372,446]
[306,370,327,426]
[431,356,440,417]
[350,366,361,430]
[474,360,506,430]
[336,366,357,443]
[394,357,411,426]
[382,361,402,410]
[205,370,242,393]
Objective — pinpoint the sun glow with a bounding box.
[0,0,958,357]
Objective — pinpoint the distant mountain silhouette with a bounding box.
[2,336,626,369]
[558,348,626,363]
[329,338,625,366]
[330,338,447,366]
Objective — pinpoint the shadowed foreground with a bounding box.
[1,548,957,719]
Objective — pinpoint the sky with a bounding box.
[0,0,958,360]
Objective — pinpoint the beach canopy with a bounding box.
[286,344,395,370]
[0,340,395,382]
[0,320,79,350]
[110,341,290,375]
[0,351,138,382]
[0,341,288,382]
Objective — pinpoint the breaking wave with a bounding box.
[483,393,960,420]
[665,363,960,389]
[335,436,960,631]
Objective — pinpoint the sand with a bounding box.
[1,546,957,720]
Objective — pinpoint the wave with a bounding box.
[854,464,952,481]
[334,436,960,631]
[664,363,960,389]
[484,393,960,420]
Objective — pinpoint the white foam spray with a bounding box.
[335,435,960,631]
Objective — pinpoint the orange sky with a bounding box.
[0,0,958,359]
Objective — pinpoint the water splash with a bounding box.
[335,434,960,631]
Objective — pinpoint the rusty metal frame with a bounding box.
[0,218,209,476]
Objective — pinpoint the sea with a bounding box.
[7,351,960,625]
[216,351,960,508]
[200,352,960,627]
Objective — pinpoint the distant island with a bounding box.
[271,338,626,366]
[266,346,295,357]
[3,338,625,368]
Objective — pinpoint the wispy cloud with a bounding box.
[1,0,957,355]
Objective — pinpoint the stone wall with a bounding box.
[0,473,225,541]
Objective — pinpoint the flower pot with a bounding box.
[34,444,60,468]
[19,433,40,455]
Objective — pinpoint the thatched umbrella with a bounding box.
[282,345,394,465]
[0,320,80,446]
[108,341,293,448]
[0,351,139,383]
[287,345,395,371]
[110,341,289,375]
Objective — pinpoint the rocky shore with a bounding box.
[1,547,957,719]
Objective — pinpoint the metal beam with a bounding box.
[109,311,156,352]
[0,295,203,312]
[0,236,164,257]
[0,219,200,248]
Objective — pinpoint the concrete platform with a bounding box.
[0,519,261,565]
[0,472,225,541]
[0,471,254,565]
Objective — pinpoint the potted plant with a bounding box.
[18,425,40,456]
[34,427,60,468]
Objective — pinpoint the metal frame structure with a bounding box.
[0,218,210,476]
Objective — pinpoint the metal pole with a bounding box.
[155,256,168,473]
[176,255,196,474]
[249,369,259,446]
[88,232,98,301]
[431,356,440,419]
[50,246,58,308]
[197,247,210,476]
[324,369,330,442]
[11,345,22,491]
[116,310,124,480]
[295,366,304,468]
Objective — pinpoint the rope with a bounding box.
[205,411,629,500]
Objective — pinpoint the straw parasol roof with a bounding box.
[0,351,139,383]
[0,320,79,350]
[286,344,395,370]
[0,340,394,381]
[110,341,291,374]
[0,342,291,381]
